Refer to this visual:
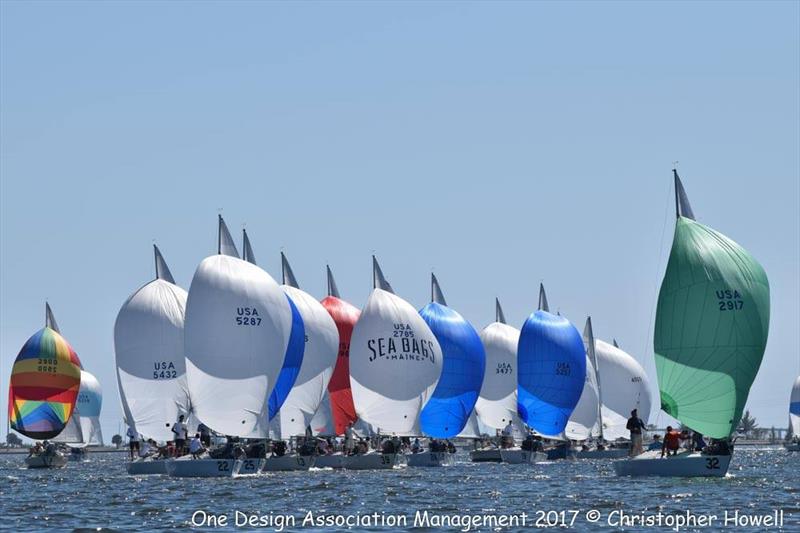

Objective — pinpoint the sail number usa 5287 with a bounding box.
[235,307,262,326]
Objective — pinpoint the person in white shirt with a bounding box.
[126,426,140,460]
[501,421,514,449]
[171,415,188,456]
[138,439,151,458]
[189,433,204,459]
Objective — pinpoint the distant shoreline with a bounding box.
[0,446,127,455]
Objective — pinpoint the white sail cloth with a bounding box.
[594,340,653,440]
[350,289,442,436]
[565,355,601,440]
[273,285,338,438]
[76,370,103,445]
[114,278,190,442]
[790,375,800,437]
[184,255,291,438]
[474,322,522,431]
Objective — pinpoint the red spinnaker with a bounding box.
[320,295,360,435]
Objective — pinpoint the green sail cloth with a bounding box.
[655,217,769,439]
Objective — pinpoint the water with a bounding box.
[0,447,797,532]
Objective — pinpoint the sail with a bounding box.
[475,317,522,431]
[309,390,335,435]
[565,354,600,440]
[517,308,586,436]
[593,340,652,441]
[184,219,294,438]
[9,310,82,440]
[114,247,191,442]
[419,276,486,437]
[274,259,338,437]
[154,244,175,284]
[790,376,800,437]
[320,267,361,435]
[240,241,306,423]
[457,410,482,438]
[51,410,84,445]
[655,174,770,439]
[45,302,60,333]
[75,369,103,445]
[350,261,442,435]
[218,215,240,257]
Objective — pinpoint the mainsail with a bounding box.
[114,245,190,442]
[320,265,361,434]
[565,318,600,440]
[419,274,486,437]
[184,216,294,437]
[474,299,523,431]
[517,285,586,436]
[655,171,770,439]
[272,252,338,437]
[239,234,306,423]
[9,304,82,440]
[791,376,800,437]
[349,257,442,435]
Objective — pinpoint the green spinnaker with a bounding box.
[654,217,769,439]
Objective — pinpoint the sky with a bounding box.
[1,1,798,442]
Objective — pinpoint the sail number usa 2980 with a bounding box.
[235,307,262,326]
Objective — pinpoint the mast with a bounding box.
[431,273,447,305]
[153,244,175,283]
[281,252,299,288]
[326,265,340,298]
[584,316,605,442]
[538,283,549,312]
[495,298,506,324]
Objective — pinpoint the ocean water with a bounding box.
[0,446,797,532]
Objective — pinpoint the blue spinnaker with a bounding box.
[419,302,486,437]
[268,295,306,420]
[517,311,586,436]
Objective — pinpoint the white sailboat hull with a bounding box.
[314,453,345,469]
[406,451,454,467]
[127,458,169,475]
[613,450,731,477]
[339,452,403,470]
[166,457,264,477]
[262,455,315,471]
[25,453,68,469]
[470,448,502,462]
[500,448,547,464]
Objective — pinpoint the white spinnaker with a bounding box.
[76,370,104,446]
[275,285,338,437]
[185,255,291,438]
[565,355,601,440]
[790,375,800,437]
[594,339,653,441]
[474,322,521,430]
[114,279,190,442]
[350,289,442,436]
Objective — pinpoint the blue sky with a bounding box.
[1,1,798,440]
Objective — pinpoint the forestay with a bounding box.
[114,245,190,442]
[349,257,442,435]
[184,216,293,438]
[655,171,770,439]
[419,274,485,437]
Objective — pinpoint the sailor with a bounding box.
[411,438,422,453]
[661,426,682,457]
[626,409,646,456]
[446,440,456,454]
[189,433,204,459]
[501,421,514,449]
[344,423,355,455]
[691,431,707,451]
[197,422,211,448]
[647,434,662,451]
[171,414,188,456]
[126,426,140,460]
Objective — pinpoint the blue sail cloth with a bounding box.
[268,295,306,420]
[517,311,586,436]
[418,302,486,437]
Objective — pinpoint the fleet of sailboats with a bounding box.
[5,170,784,478]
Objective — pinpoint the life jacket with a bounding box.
[664,431,681,450]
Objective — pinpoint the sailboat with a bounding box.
[786,376,800,451]
[347,256,443,469]
[471,299,521,463]
[575,318,652,459]
[9,303,82,469]
[168,216,300,477]
[54,368,103,460]
[505,284,585,464]
[115,245,190,475]
[615,169,770,477]
[262,247,338,471]
[408,274,485,467]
